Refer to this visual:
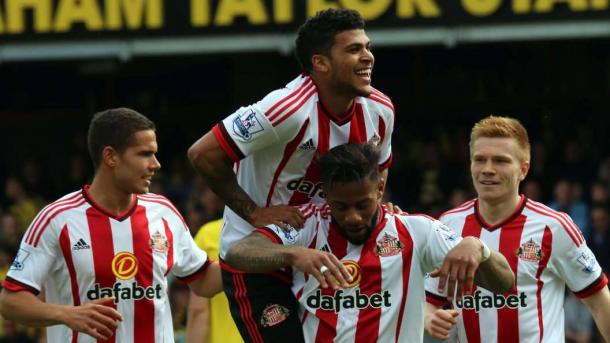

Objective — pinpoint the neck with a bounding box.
[88,174,134,215]
[312,76,354,118]
[478,194,522,226]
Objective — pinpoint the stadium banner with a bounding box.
[1,0,610,42]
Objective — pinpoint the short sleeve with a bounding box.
[171,217,209,283]
[378,109,394,171]
[213,87,310,162]
[421,220,462,274]
[551,225,608,298]
[4,219,60,294]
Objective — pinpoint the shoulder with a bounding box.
[523,199,585,246]
[257,74,317,127]
[24,189,87,247]
[362,87,395,114]
[137,193,187,225]
[439,199,476,223]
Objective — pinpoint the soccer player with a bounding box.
[187,8,394,342]
[0,108,222,343]
[224,143,515,343]
[425,116,610,342]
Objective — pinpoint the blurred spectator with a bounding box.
[548,179,589,237]
[588,205,610,273]
[0,214,20,251]
[2,178,43,234]
[522,178,543,202]
[565,290,593,343]
[591,181,609,207]
[448,188,470,209]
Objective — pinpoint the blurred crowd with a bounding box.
[0,120,609,342]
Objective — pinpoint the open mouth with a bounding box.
[355,68,372,81]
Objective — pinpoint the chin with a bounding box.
[357,85,373,97]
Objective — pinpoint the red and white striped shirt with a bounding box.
[4,186,209,343]
[257,204,460,343]
[213,74,395,258]
[425,196,608,343]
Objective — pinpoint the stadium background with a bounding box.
[1,1,610,342]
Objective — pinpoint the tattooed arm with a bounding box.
[187,131,303,228]
[225,231,351,289]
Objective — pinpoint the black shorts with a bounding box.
[221,267,305,343]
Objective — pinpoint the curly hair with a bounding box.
[319,143,380,189]
[295,8,365,73]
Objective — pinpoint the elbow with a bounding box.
[187,142,204,166]
[0,292,13,320]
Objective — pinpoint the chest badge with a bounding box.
[375,233,403,257]
[149,231,169,253]
[516,238,543,262]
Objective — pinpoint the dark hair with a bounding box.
[87,108,155,170]
[319,143,380,189]
[295,8,365,73]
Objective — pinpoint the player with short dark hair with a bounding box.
[0,108,222,343]
[224,143,514,343]
[188,8,394,343]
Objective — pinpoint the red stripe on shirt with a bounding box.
[497,215,526,343]
[461,214,482,343]
[267,81,315,122]
[59,225,80,343]
[163,218,174,276]
[29,198,86,247]
[87,207,117,343]
[139,194,187,226]
[130,206,155,343]
[354,214,388,343]
[535,226,553,342]
[25,192,81,244]
[265,119,310,207]
[440,200,476,219]
[574,273,609,299]
[394,218,414,342]
[212,123,243,162]
[348,104,367,143]
[272,87,317,126]
[266,77,312,119]
[368,94,394,111]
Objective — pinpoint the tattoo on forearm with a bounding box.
[204,166,257,223]
[237,256,289,270]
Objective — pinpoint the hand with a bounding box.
[250,205,305,229]
[425,308,458,340]
[288,247,352,290]
[382,202,403,215]
[61,297,123,340]
[430,236,484,302]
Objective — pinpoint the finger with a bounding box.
[91,297,116,305]
[446,263,459,303]
[85,327,107,340]
[432,316,453,331]
[465,263,477,294]
[429,268,440,278]
[393,205,402,213]
[94,304,123,322]
[86,316,115,339]
[91,307,121,328]
[274,220,288,229]
[325,258,350,289]
[311,266,329,289]
[437,262,450,293]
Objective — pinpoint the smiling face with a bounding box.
[324,29,374,97]
[471,137,530,206]
[325,177,382,245]
[111,130,161,194]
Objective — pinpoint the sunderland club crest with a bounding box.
[516,238,543,262]
[260,304,290,327]
[375,233,403,257]
[149,231,169,253]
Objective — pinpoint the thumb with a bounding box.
[449,309,459,317]
[429,269,440,277]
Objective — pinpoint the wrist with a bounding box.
[476,238,491,263]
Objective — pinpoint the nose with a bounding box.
[151,155,161,171]
[344,208,363,226]
[481,159,495,174]
[361,48,374,65]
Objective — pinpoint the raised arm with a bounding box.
[0,289,122,340]
[225,231,351,289]
[187,131,303,228]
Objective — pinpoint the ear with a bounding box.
[101,146,119,168]
[311,54,330,74]
[377,177,385,199]
[518,160,530,182]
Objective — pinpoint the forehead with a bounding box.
[128,130,157,149]
[471,137,521,158]
[332,29,369,48]
[326,178,377,201]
